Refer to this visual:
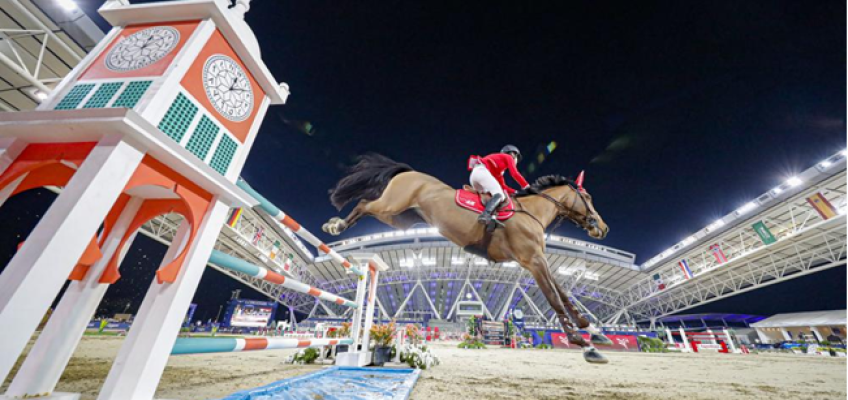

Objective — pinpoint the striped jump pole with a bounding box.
[236,179,364,276]
[209,250,358,309]
[172,337,354,355]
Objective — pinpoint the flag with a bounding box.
[752,221,776,245]
[710,244,728,264]
[678,259,693,279]
[271,240,282,260]
[806,192,838,220]
[226,208,243,228]
[252,227,264,245]
[653,273,666,290]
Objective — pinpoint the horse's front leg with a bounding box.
[520,253,608,364]
[553,284,613,346]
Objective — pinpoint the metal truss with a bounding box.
[0,0,93,111]
[608,168,847,323]
[0,27,56,94]
[315,246,630,323]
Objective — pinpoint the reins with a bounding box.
[509,183,597,234]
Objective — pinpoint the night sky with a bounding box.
[0,1,844,321]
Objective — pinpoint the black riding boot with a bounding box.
[477,193,505,231]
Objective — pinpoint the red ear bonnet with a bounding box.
[576,170,586,193]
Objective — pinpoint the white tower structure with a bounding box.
[0,1,288,399]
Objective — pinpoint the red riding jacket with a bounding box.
[474,153,530,195]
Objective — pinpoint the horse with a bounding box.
[322,154,613,363]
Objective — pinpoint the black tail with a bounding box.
[329,153,414,210]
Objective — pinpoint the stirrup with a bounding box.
[485,218,504,232]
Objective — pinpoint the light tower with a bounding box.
[0,1,288,399]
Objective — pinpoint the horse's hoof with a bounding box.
[590,333,613,346]
[583,348,609,364]
[567,333,589,347]
[322,218,346,236]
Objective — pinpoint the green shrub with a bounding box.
[637,335,668,353]
[536,343,552,349]
[457,339,487,349]
[292,348,319,364]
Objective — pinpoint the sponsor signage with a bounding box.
[551,333,640,352]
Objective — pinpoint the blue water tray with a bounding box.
[219,366,421,400]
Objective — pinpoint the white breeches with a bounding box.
[470,165,505,198]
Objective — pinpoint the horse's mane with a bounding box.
[515,175,575,198]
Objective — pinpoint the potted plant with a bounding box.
[405,324,423,345]
[369,320,397,366]
[335,322,351,353]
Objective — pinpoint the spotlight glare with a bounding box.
[57,0,77,11]
[786,176,802,187]
[736,202,758,214]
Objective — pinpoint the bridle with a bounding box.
[514,184,601,234]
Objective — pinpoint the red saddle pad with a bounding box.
[454,189,515,221]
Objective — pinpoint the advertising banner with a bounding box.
[551,333,640,352]
[223,299,277,328]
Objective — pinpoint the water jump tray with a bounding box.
[219,366,421,400]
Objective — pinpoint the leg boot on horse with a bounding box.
[553,284,613,346]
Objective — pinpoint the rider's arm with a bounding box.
[493,171,515,195]
[506,157,530,189]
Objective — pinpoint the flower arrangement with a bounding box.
[338,322,351,338]
[458,333,487,349]
[405,324,423,345]
[369,320,397,347]
[399,343,440,369]
[326,327,338,338]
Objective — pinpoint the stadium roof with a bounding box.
[0,0,103,111]
[657,313,765,325]
[751,310,846,328]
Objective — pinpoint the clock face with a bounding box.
[105,26,180,72]
[202,55,254,122]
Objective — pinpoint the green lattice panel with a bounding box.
[83,82,123,109]
[209,134,238,175]
[185,116,220,161]
[157,93,198,143]
[112,81,152,108]
[55,84,95,110]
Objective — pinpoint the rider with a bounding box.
[468,145,531,228]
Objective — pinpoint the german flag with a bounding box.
[226,207,244,228]
[806,192,838,220]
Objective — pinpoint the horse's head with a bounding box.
[570,184,609,239]
[529,173,609,240]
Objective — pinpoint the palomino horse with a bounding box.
[322,154,613,363]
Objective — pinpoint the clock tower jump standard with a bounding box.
[0,1,288,399]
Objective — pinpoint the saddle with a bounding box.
[455,186,515,221]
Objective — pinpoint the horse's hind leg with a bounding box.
[323,199,371,236]
[323,182,418,236]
